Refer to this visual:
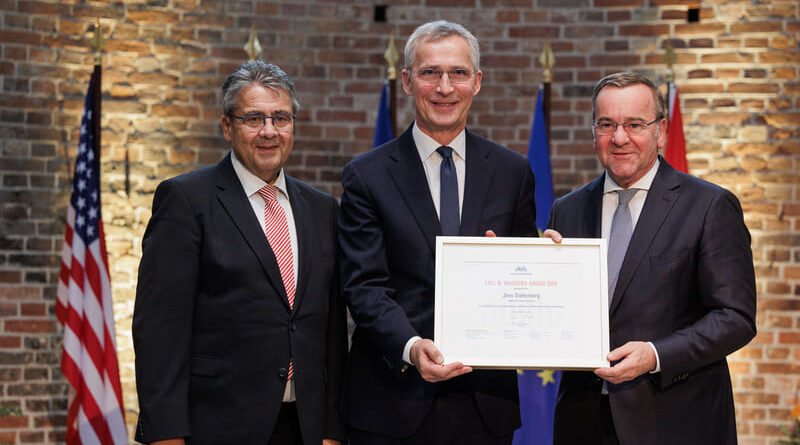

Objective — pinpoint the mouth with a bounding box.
[431,100,458,110]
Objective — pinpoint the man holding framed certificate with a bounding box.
[545,72,757,445]
[339,20,537,445]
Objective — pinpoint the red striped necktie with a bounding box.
[258,184,295,380]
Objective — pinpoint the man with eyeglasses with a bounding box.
[544,71,756,445]
[133,60,347,445]
[338,20,537,445]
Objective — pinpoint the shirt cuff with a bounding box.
[403,336,422,365]
[647,341,661,373]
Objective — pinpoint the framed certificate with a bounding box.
[434,236,610,369]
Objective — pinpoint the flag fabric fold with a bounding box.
[665,82,688,174]
[56,69,128,445]
[527,89,554,230]
[514,88,561,445]
[373,82,393,148]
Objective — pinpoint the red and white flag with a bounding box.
[56,68,128,445]
[665,83,688,173]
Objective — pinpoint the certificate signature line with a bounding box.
[477,305,565,308]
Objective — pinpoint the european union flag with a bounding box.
[513,88,560,445]
[527,88,554,231]
[373,82,393,148]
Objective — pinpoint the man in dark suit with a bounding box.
[132,61,347,445]
[546,71,757,445]
[339,21,537,445]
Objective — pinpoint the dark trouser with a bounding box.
[554,391,619,445]
[267,402,303,445]
[349,390,513,445]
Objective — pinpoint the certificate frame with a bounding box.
[434,236,610,370]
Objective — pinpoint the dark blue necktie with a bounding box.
[437,146,460,236]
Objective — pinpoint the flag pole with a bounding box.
[538,39,555,146]
[384,30,399,137]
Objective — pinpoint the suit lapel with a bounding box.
[610,161,681,314]
[460,130,495,236]
[582,175,604,238]
[386,127,442,255]
[285,177,312,315]
[215,154,290,310]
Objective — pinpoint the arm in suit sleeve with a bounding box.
[338,162,419,370]
[133,180,199,442]
[324,201,348,440]
[510,163,538,237]
[652,189,757,388]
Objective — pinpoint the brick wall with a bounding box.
[0,0,797,443]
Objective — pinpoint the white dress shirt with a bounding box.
[231,151,298,401]
[403,123,468,366]
[601,159,662,373]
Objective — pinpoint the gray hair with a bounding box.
[592,71,666,123]
[403,20,480,71]
[221,60,299,116]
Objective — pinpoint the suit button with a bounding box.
[278,368,288,379]
[288,321,296,332]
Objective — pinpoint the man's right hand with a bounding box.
[151,440,185,445]
[409,338,473,382]
[542,229,563,243]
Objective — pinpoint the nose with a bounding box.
[436,72,454,94]
[259,118,278,138]
[611,123,629,145]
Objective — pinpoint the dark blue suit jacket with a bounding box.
[338,125,537,438]
[548,158,756,445]
[133,154,347,444]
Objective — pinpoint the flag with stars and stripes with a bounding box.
[56,68,128,445]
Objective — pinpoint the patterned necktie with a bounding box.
[257,184,295,380]
[437,146,460,236]
[607,188,638,304]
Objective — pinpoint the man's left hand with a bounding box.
[594,341,656,384]
[323,440,341,445]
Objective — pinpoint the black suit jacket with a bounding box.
[338,125,537,438]
[548,158,756,444]
[133,154,347,444]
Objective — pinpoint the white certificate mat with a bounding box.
[434,236,610,369]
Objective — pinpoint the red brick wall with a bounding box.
[0,1,797,443]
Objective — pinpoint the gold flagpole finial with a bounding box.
[539,39,555,83]
[384,30,399,80]
[664,39,676,83]
[90,18,105,66]
[244,26,262,61]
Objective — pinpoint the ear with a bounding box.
[401,69,413,96]
[656,117,668,149]
[221,115,233,142]
[472,69,482,96]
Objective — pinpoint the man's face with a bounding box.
[221,85,294,184]
[593,84,666,188]
[402,35,482,144]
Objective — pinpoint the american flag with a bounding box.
[56,70,128,445]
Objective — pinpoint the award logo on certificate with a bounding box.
[434,237,610,369]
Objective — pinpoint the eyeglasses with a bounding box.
[229,112,295,130]
[593,118,661,136]
[413,68,475,84]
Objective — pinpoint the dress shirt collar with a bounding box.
[230,150,289,199]
[412,121,466,162]
[603,158,660,194]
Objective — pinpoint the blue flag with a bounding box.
[513,88,560,445]
[373,82,393,148]
[527,88,554,230]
